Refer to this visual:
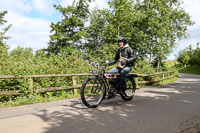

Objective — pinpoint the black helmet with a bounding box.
[117,36,127,44]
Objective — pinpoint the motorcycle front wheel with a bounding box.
[80,76,106,108]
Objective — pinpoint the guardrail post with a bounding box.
[29,78,34,93]
[72,76,77,95]
[135,78,139,88]
[173,71,176,79]
[162,73,165,83]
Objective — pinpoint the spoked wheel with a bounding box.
[120,76,136,101]
[80,76,106,108]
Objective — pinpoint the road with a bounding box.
[0,73,200,133]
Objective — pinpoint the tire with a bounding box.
[120,76,136,101]
[80,76,106,108]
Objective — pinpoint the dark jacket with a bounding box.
[109,44,135,67]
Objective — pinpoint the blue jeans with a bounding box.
[108,67,132,88]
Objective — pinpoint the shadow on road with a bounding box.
[34,98,138,133]
[33,74,200,133]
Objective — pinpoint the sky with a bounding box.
[0,0,199,60]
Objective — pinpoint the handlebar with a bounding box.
[91,61,108,68]
[90,61,109,76]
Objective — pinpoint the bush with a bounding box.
[0,46,92,102]
[177,43,200,66]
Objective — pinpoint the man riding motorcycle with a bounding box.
[107,37,135,94]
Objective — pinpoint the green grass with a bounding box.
[0,91,80,108]
[179,65,200,75]
[137,77,178,89]
[154,77,178,86]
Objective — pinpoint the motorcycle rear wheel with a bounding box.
[120,76,136,101]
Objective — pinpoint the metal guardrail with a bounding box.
[0,71,176,96]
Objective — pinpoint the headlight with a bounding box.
[91,61,99,68]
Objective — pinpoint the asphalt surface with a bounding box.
[0,73,200,133]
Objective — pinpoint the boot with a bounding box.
[118,87,126,94]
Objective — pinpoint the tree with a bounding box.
[84,8,108,52]
[0,11,11,60]
[9,46,34,61]
[85,0,138,60]
[46,0,193,67]
[46,0,91,54]
[85,0,193,65]
[188,42,200,65]
[177,44,194,66]
[104,0,137,43]
[133,0,193,69]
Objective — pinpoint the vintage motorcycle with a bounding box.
[80,61,137,108]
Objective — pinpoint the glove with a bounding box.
[106,62,111,66]
[120,60,127,65]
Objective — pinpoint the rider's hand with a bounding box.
[120,60,127,65]
[106,62,110,66]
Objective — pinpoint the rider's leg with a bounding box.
[108,67,119,74]
[119,67,132,93]
[107,67,120,94]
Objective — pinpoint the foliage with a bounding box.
[84,8,109,52]
[133,0,193,61]
[162,60,178,71]
[132,59,155,74]
[0,46,92,101]
[0,10,11,62]
[179,65,200,75]
[177,42,200,66]
[85,0,193,66]
[46,0,91,54]
[177,42,200,75]
[45,0,193,67]
[87,43,119,62]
